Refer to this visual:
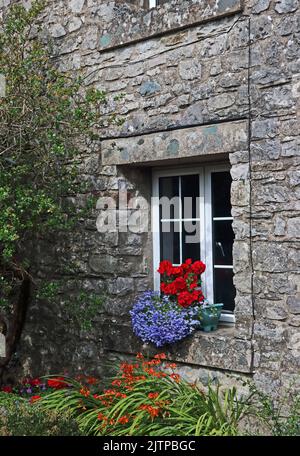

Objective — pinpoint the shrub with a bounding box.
[0,392,83,436]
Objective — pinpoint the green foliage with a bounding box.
[0,0,104,262]
[0,393,83,436]
[65,291,104,331]
[245,384,300,436]
[0,1,112,328]
[39,356,249,436]
[36,281,104,330]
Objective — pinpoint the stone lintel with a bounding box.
[102,322,253,373]
[99,0,243,51]
[102,120,248,166]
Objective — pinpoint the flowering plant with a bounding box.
[130,260,207,347]
[130,291,201,347]
[158,259,206,307]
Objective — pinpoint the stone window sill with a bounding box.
[102,320,253,374]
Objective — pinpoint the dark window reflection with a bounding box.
[182,221,200,262]
[160,221,180,264]
[159,176,179,220]
[181,174,199,219]
[214,268,236,312]
[213,220,234,265]
[211,172,232,218]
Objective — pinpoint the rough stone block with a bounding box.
[102,120,248,166]
[102,321,253,373]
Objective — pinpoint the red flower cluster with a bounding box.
[47,377,68,389]
[158,259,206,308]
[93,353,180,431]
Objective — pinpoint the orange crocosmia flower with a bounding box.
[145,368,157,376]
[139,404,160,418]
[154,353,167,360]
[166,363,177,370]
[118,415,130,425]
[124,385,134,391]
[170,373,180,383]
[136,353,144,359]
[148,392,159,400]
[111,379,122,387]
[148,406,160,418]
[80,387,90,397]
[97,413,107,421]
[104,389,117,396]
[87,376,98,385]
[115,392,127,399]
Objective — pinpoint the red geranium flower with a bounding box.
[157,260,173,276]
[191,260,206,275]
[162,281,178,295]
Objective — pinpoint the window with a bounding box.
[148,0,168,7]
[152,165,236,323]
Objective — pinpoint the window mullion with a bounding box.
[203,168,213,304]
[179,176,183,265]
[152,174,160,292]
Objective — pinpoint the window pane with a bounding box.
[160,221,180,264]
[214,268,236,312]
[159,176,179,219]
[181,174,199,219]
[182,221,200,262]
[213,220,234,265]
[211,171,232,218]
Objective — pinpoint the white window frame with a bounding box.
[149,0,158,8]
[152,164,235,324]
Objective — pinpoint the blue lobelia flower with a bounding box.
[130,291,201,348]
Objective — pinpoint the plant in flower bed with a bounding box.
[131,259,206,347]
[0,391,83,436]
[1,375,70,401]
[0,382,83,436]
[38,353,248,436]
[0,374,100,435]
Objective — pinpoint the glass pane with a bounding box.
[214,268,235,312]
[159,176,179,220]
[182,221,200,262]
[213,220,234,265]
[160,221,180,264]
[211,171,232,218]
[181,174,199,219]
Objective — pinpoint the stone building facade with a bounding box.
[1,0,299,395]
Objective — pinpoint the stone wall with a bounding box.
[1,0,299,395]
